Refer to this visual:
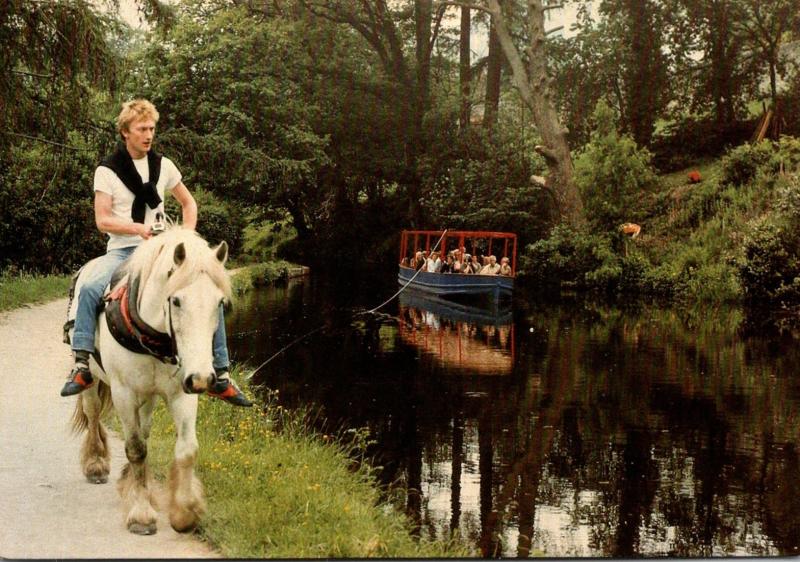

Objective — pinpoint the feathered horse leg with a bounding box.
[71,381,112,484]
[166,393,205,532]
[114,385,158,535]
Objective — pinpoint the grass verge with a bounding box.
[142,367,472,558]
[229,260,297,295]
[0,261,295,313]
[0,271,72,313]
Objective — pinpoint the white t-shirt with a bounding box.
[94,156,182,251]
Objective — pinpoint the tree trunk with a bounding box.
[459,6,471,130]
[483,16,502,130]
[624,0,661,147]
[488,0,583,225]
[415,0,432,119]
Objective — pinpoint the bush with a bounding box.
[166,187,247,257]
[737,174,800,306]
[574,101,658,233]
[520,224,609,291]
[719,141,775,188]
[240,216,298,263]
[0,136,106,274]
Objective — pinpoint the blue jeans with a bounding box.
[71,246,230,370]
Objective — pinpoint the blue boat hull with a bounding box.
[397,266,513,299]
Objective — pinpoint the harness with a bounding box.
[104,274,179,365]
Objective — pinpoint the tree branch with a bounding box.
[11,69,53,79]
[435,1,492,16]
[2,131,90,151]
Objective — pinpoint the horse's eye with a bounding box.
[172,297,181,307]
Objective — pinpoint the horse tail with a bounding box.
[70,380,113,434]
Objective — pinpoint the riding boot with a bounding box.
[60,351,94,396]
[208,369,253,407]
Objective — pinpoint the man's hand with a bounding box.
[137,223,153,239]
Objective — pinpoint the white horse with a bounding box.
[68,227,231,535]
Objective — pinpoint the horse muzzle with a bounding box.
[182,372,216,394]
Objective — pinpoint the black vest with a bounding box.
[99,143,163,223]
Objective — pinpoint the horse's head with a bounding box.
[131,227,232,393]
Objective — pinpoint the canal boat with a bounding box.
[398,230,517,299]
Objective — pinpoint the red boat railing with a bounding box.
[399,230,517,276]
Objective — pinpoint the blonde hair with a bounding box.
[117,99,160,139]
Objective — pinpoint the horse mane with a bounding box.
[123,226,232,301]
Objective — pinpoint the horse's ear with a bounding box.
[215,241,228,265]
[174,242,186,266]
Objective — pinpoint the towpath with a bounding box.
[0,298,218,559]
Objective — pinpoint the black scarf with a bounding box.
[99,143,162,223]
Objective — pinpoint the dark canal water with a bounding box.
[225,274,800,557]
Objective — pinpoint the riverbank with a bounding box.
[0,263,471,558]
[143,373,470,557]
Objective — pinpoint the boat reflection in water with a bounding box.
[397,290,514,375]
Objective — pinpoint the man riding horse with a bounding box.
[61,99,251,407]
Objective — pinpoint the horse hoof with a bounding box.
[128,522,157,535]
[87,474,108,484]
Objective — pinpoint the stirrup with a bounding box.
[60,364,94,397]
[208,376,253,407]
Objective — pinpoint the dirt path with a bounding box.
[0,298,218,559]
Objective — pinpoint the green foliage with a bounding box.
[520,224,613,291]
[165,187,246,256]
[719,141,775,188]
[0,136,107,273]
[574,101,658,232]
[737,174,800,305]
[131,5,330,229]
[421,125,551,244]
[240,217,298,264]
[230,261,295,296]
[1,0,120,148]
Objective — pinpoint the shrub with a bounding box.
[520,224,608,291]
[737,214,800,305]
[165,187,246,257]
[574,100,658,233]
[720,140,778,188]
[0,136,106,273]
[240,216,298,263]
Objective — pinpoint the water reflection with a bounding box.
[397,290,514,375]
[228,278,800,557]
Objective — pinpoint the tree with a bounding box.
[131,4,330,240]
[0,1,118,150]
[459,6,472,129]
[732,0,800,106]
[298,0,451,224]
[483,12,503,130]
[447,0,583,225]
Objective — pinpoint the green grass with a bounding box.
[0,271,72,313]
[0,261,296,313]
[230,261,297,295]
[141,369,473,558]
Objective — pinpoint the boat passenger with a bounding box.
[414,251,425,270]
[499,256,512,276]
[441,253,454,273]
[452,251,463,273]
[426,251,441,273]
[460,254,472,274]
[469,254,480,273]
[480,255,501,275]
[401,256,410,267]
